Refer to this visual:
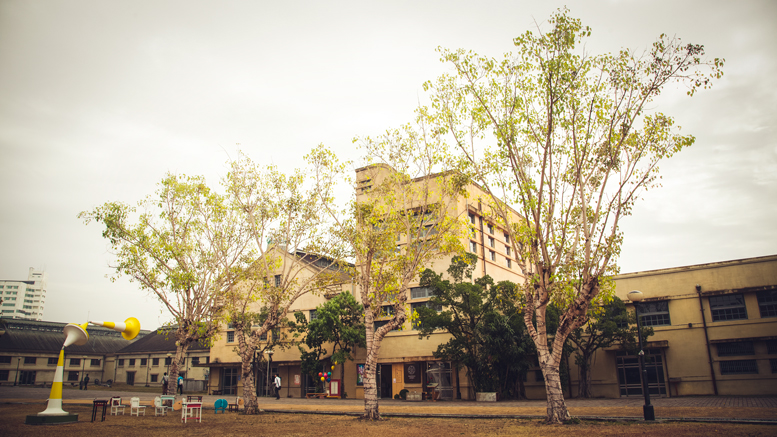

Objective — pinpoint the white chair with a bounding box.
[153,396,166,416]
[110,397,125,415]
[130,397,146,416]
[181,400,202,423]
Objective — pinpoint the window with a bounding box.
[470,241,477,253]
[505,245,510,256]
[0,370,8,381]
[140,358,147,366]
[374,320,397,332]
[506,259,512,269]
[129,359,136,366]
[118,359,125,367]
[710,294,748,321]
[636,301,671,326]
[260,331,267,341]
[411,301,442,329]
[411,287,434,299]
[487,224,494,234]
[504,232,510,243]
[91,359,101,366]
[309,310,318,321]
[488,237,495,247]
[489,250,496,261]
[164,357,171,366]
[227,331,235,343]
[757,290,777,317]
[191,357,200,365]
[152,358,160,366]
[469,213,476,224]
[274,275,281,287]
[150,374,158,382]
[45,357,56,365]
[67,371,79,381]
[0,356,10,364]
[381,305,394,317]
[716,341,755,357]
[720,360,758,375]
[768,340,777,355]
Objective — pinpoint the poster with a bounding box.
[294,374,300,386]
[356,363,365,386]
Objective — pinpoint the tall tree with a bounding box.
[426,9,723,422]
[569,296,653,398]
[307,124,467,420]
[415,254,534,399]
[79,174,252,396]
[297,291,366,397]
[220,153,346,414]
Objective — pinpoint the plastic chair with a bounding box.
[130,397,146,416]
[153,396,167,416]
[110,397,125,415]
[214,398,227,414]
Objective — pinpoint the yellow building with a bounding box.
[576,254,777,398]
[206,164,527,400]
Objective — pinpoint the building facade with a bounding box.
[574,254,777,398]
[0,268,47,321]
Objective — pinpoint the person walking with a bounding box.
[162,372,168,395]
[177,374,183,395]
[83,374,90,390]
[274,374,281,400]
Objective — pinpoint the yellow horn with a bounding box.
[89,317,141,340]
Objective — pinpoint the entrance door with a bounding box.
[617,350,667,397]
[18,370,36,385]
[379,364,392,399]
[392,364,404,399]
[223,368,238,395]
[126,371,135,386]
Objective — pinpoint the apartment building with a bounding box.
[0,268,47,321]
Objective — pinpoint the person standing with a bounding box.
[177,374,183,395]
[274,374,281,400]
[162,372,169,395]
[83,374,90,390]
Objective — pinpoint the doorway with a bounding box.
[379,364,392,399]
[126,371,135,386]
[223,367,239,395]
[616,350,667,397]
[18,370,36,385]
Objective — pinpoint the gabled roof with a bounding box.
[0,318,146,354]
[115,328,209,354]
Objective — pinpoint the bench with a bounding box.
[306,393,328,399]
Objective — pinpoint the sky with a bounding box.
[1,0,775,329]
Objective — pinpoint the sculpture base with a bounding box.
[25,414,79,425]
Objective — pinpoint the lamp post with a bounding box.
[80,356,87,389]
[265,349,274,397]
[166,353,173,395]
[627,290,655,421]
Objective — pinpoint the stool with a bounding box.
[92,399,109,422]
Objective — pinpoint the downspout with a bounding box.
[696,284,718,395]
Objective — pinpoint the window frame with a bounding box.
[636,300,671,326]
[720,359,758,375]
[709,294,748,322]
[757,290,777,318]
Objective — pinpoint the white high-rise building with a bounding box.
[0,268,47,320]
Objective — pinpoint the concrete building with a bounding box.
[0,268,47,321]
[574,254,777,398]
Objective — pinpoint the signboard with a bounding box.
[404,362,421,384]
[356,364,365,386]
[294,374,300,386]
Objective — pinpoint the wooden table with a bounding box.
[92,399,109,422]
[181,401,202,423]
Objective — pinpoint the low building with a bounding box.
[576,254,777,398]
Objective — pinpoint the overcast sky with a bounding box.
[1,0,775,329]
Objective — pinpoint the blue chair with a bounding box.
[214,398,228,414]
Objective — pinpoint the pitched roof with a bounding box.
[115,328,209,354]
[0,318,147,354]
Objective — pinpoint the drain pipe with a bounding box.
[696,284,718,395]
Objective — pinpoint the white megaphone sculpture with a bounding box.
[27,318,140,425]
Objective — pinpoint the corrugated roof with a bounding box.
[0,319,142,354]
[116,328,209,353]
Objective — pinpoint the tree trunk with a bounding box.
[167,340,190,397]
[541,364,571,423]
[361,319,382,420]
[241,351,258,414]
[578,358,592,398]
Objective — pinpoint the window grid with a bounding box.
[767,340,777,355]
[710,294,748,321]
[771,359,777,374]
[24,357,36,364]
[411,287,433,299]
[757,290,777,317]
[720,359,758,375]
[636,301,671,326]
[489,250,496,261]
[716,341,755,357]
[227,331,235,343]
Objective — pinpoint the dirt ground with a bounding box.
[1,404,774,437]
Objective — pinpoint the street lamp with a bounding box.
[265,349,274,397]
[80,356,87,389]
[166,353,173,395]
[627,290,655,421]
